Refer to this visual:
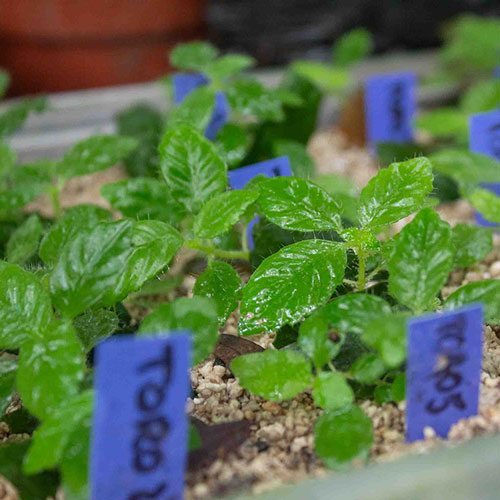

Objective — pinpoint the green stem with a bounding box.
[48,177,65,218]
[241,223,249,254]
[357,253,366,292]
[185,240,250,260]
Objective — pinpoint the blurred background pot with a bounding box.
[0,0,206,95]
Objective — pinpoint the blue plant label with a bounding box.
[469,109,500,227]
[172,72,228,140]
[364,71,416,146]
[493,65,500,78]
[91,334,191,500]
[228,157,293,250]
[406,304,483,443]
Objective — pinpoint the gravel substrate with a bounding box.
[2,129,499,499]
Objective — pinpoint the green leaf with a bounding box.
[189,424,202,450]
[168,86,215,131]
[292,61,350,93]
[0,140,17,177]
[73,309,119,351]
[17,320,84,420]
[298,315,338,370]
[24,390,92,475]
[374,384,393,404]
[239,239,346,336]
[0,262,52,348]
[57,135,138,179]
[159,124,228,213]
[6,214,42,265]
[273,140,314,179]
[444,280,500,324]
[49,220,134,318]
[110,220,184,301]
[193,261,242,325]
[170,41,218,72]
[0,441,58,500]
[0,359,17,415]
[387,209,454,312]
[452,223,493,267]
[193,189,258,238]
[350,353,386,384]
[314,406,373,469]
[469,188,500,223]
[358,157,434,230]
[0,96,47,137]
[460,80,500,113]
[0,70,10,98]
[361,314,408,368]
[341,227,380,254]
[39,204,111,267]
[215,124,251,168]
[101,177,184,225]
[332,28,373,67]
[312,372,354,410]
[257,177,342,232]
[231,350,312,401]
[226,79,284,122]
[429,149,500,186]
[139,296,218,365]
[416,108,468,142]
[205,54,255,82]
[391,372,406,402]
[318,294,392,335]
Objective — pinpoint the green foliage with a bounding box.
[239,240,346,336]
[193,261,242,325]
[358,157,434,230]
[0,359,17,415]
[312,372,354,410]
[350,354,386,384]
[416,108,468,143]
[6,214,42,265]
[314,406,373,469]
[387,209,454,313]
[170,41,219,72]
[193,190,258,238]
[452,223,493,267]
[168,86,215,131]
[256,176,342,232]
[273,140,314,179]
[159,124,227,213]
[298,315,339,370]
[332,28,373,68]
[0,96,47,137]
[215,124,251,168]
[292,61,350,93]
[468,188,500,223]
[72,309,119,352]
[231,350,312,401]
[0,70,10,98]
[139,296,218,365]
[460,80,500,114]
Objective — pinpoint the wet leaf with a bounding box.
[239,239,346,336]
[257,177,342,232]
[6,214,42,265]
[57,135,138,179]
[452,223,493,267]
[358,157,433,230]
[159,124,227,213]
[194,190,258,238]
[139,296,218,365]
[17,321,84,420]
[231,350,312,401]
[214,334,264,368]
[101,177,184,225]
[318,294,392,335]
[73,309,119,352]
[0,262,52,347]
[387,209,454,312]
[49,220,134,318]
[194,261,243,325]
[39,204,111,267]
[444,279,500,324]
[313,372,354,410]
[314,406,373,469]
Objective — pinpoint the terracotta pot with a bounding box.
[0,0,206,95]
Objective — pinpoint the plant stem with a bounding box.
[49,178,65,218]
[241,223,249,254]
[357,253,366,292]
[185,240,250,260]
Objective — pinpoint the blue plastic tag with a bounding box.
[172,73,228,140]
[406,304,483,443]
[228,157,293,249]
[493,65,500,78]
[91,334,191,500]
[469,109,500,227]
[364,71,416,147]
